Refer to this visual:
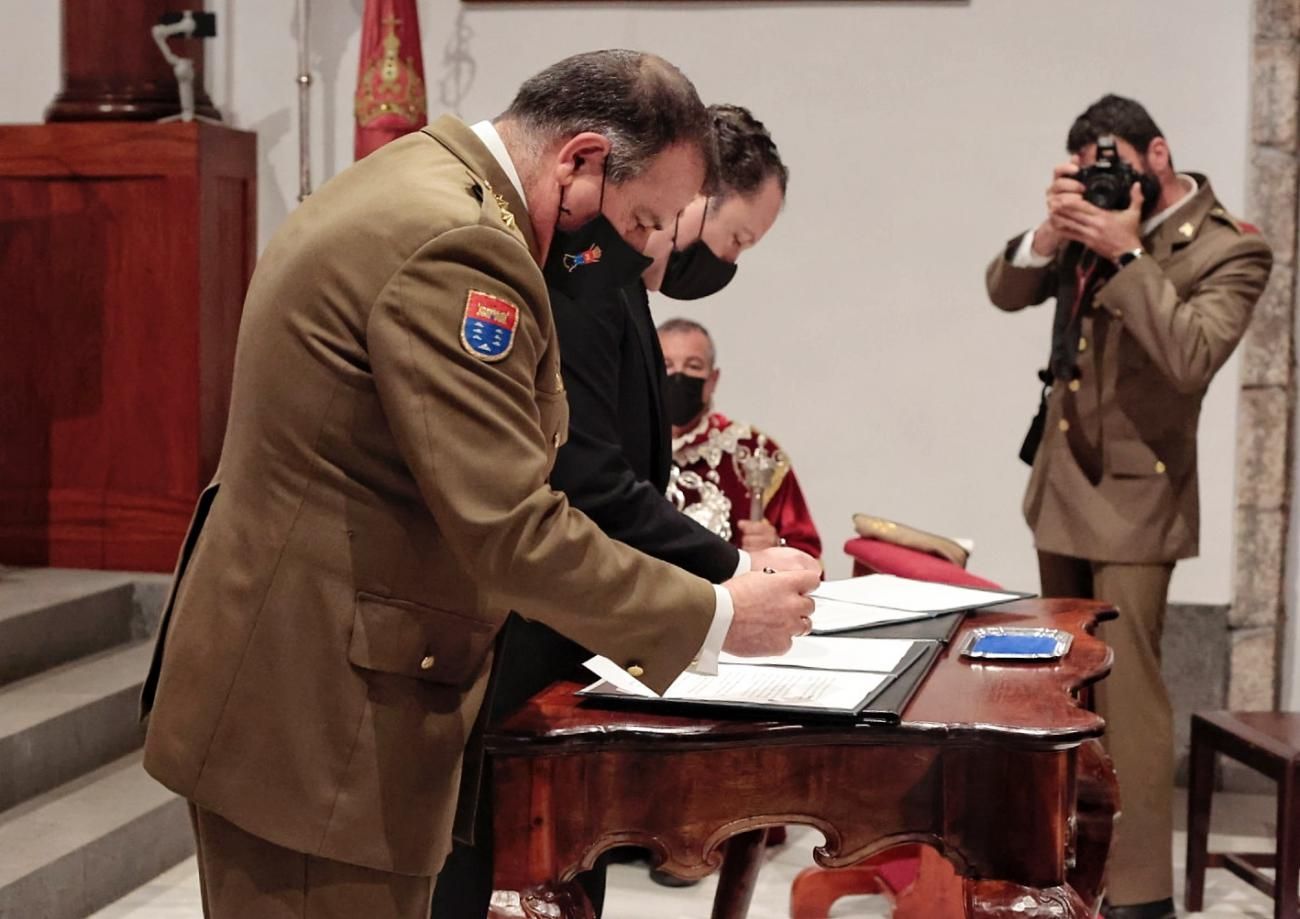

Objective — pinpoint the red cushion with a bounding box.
[843,537,1003,590]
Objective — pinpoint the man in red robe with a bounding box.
[660,318,821,560]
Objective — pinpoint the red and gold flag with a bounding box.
[354,0,427,160]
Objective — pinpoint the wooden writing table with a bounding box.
[487,599,1119,918]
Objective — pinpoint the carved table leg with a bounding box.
[1069,738,1119,914]
[518,882,595,919]
[964,879,1092,918]
[893,741,1117,919]
[892,850,1097,919]
[710,828,768,919]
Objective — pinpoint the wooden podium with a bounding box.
[0,122,256,572]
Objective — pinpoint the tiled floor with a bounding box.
[92,791,1281,918]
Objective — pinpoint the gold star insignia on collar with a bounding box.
[1178,221,1195,238]
[480,178,521,239]
[493,192,518,234]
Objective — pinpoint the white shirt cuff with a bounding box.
[734,549,752,576]
[1011,229,1054,269]
[690,585,735,676]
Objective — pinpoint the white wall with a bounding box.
[0,0,1264,606]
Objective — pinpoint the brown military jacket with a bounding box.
[986,175,1272,563]
[140,116,716,878]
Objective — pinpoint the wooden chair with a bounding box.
[790,845,924,918]
[1185,711,1300,918]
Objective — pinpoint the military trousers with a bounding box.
[188,803,434,919]
[1037,551,1176,907]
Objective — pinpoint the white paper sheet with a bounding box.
[582,654,658,697]
[659,664,886,711]
[581,658,888,711]
[811,573,1024,613]
[809,597,931,633]
[719,635,914,673]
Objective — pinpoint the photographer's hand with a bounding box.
[1033,159,1085,257]
[1050,180,1144,262]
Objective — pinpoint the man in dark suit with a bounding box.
[540,103,799,900]
[547,279,740,577]
[550,103,792,583]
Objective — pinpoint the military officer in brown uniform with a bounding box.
[987,94,1272,919]
[139,51,818,919]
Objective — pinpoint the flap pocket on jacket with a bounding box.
[536,387,570,451]
[348,592,496,687]
[1106,439,1187,478]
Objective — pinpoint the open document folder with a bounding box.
[809,574,1032,634]
[578,635,934,718]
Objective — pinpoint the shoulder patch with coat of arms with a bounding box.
[460,290,519,361]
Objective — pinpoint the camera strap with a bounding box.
[1019,368,1054,467]
[1021,245,1112,466]
[1048,245,1111,382]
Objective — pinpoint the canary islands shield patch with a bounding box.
[460,290,519,361]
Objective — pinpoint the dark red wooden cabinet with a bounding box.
[0,122,255,571]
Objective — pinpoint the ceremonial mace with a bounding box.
[733,434,783,524]
[295,0,312,200]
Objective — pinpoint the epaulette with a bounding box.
[1208,206,1260,235]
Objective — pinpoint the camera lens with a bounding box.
[1084,175,1126,210]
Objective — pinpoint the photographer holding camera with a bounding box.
[986,94,1272,919]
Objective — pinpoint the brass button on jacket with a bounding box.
[1154,461,1167,474]
[419,655,436,671]
[1058,419,1070,432]
[1068,379,1081,393]
[627,664,645,678]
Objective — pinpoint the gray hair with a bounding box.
[501,50,718,187]
[657,316,717,367]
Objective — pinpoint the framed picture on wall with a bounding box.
[463,1,954,3]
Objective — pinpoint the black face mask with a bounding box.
[663,372,707,427]
[659,201,738,301]
[544,165,652,298]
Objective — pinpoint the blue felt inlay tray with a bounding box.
[960,627,1072,660]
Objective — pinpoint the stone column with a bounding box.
[1234,0,1300,710]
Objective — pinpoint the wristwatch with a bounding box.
[1117,247,1145,268]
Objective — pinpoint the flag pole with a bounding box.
[296,0,312,201]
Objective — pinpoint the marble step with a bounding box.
[0,641,153,814]
[0,568,169,687]
[0,752,191,919]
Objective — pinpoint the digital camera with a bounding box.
[1073,135,1140,210]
